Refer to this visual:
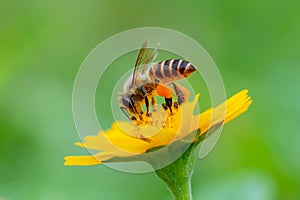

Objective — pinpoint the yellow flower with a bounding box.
[64,90,252,166]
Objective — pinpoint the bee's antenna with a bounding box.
[120,107,131,120]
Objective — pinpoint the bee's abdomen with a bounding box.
[148,59,196,83]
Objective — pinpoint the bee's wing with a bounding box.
[131,41,158,89]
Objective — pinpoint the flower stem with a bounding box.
[155,144,195,200]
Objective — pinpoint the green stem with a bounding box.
[155,144,195,200]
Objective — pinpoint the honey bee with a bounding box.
[119,41,196,120]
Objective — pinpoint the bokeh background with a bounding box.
[1,0,300,199]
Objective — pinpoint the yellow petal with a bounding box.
[197,90,252,134]
[104,122,153,153]
[76,123,152,155]
[64,152,114,166]
[225,98,252,123]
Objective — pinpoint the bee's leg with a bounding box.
[157,83,173,115]
[171,82,190,105]
[151,97,156,111]
[129,96,143,120]
[140,85,150,117]
[165,97,173,115]
[144,96,150,116]
[134,105,143,120]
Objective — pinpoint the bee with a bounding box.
[119,41,196,120]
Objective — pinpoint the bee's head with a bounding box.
[119,95,136,114]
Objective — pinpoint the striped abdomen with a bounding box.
[148,59,196,83]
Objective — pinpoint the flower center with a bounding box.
[133,104,180,129]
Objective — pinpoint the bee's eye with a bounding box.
[120,96,131,108]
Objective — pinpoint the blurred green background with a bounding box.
[1,0,300,199]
